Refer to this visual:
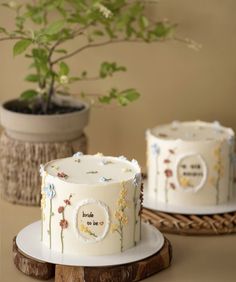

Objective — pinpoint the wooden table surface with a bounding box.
[1,198,236,282]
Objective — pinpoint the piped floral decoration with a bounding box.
[151,143,160,155]
[58,194,72,253]
[73,152,84,158]
[44,183,56,199]
[133,173,142,188]
[99,176,112,182]
[57,172,68,179]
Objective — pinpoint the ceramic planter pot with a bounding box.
[0,96,90,206]
[0,97,90,142]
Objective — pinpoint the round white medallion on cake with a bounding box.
[146,121,236,210]
[40,153,143,256]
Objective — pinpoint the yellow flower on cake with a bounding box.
[111,224,119,233]
[121,214,128,225]
[115,210,123,221]
[214,147,221,157]
[179,177,192,188]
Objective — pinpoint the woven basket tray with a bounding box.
[142,208,236,235]
[0,131,88,206]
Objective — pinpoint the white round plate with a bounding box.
[143,179,236,215]
[16,221,164,267]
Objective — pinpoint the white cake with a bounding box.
[40,153,142,255]
[146,121,235,206]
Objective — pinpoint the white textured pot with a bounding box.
[0,97,90,142]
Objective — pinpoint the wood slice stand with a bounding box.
[13,237,172,281]
[142,208,236,235]
[0,131,87,206]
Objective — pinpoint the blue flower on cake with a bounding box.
[73,152,84,158]
[44,183,56,199]
[151,143,160,155]
[133,173,142,188]
[99,176,112,182]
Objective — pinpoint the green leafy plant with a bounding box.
[0,0,191,114]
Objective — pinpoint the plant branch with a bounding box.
[0,36,27,42]
[52,38,152,65]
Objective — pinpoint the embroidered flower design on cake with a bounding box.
[151,143,160,155]
[58,194,72,253]
[73,152,84,158]
[211,144,224,205]
[151,143,161,196]
[99,176,112,182]
[40,172,47,242]
[163,149,176,203]
[44,183,56,199]
[179,177,193,188]
[79,224,97,238]
[133,173,142,188]
[158,133,168,138]
[60,219,69,229]
[44,183,56,249]
[57,172,69,179]
[100,159,113,165]
[111,182,129,252]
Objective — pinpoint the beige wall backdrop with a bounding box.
[0,0,236,168]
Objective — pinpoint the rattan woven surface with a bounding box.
[142,208,236,235]
[0,131,88,206]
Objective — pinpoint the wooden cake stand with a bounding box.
[13,236,172,281]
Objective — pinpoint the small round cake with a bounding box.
[146,121,235,206]
[40,153,142,256]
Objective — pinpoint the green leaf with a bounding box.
[13,39,31,56]
[140,16,149,29]
[20,89,38,100]
[118,89,140,106]
[153,23,171,38]
[99,96,112,104]
[59,62,69,75]
[44,19,65,35]
[25,74,39,82]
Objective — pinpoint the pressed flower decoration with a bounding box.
[163,148,176,203]
[44,182,56,249]
[151,143,160,155]
[40,171,47,241]
[151,143,160,196]
[111,182,129,252]
[73,152,84,158]
[132,173,142,245]
[44,183,56,199]
[79,224,97,238]
[99,176,112,182]
[133,173,142,189]
[57,172,69,179]
[211,144,224,204]
[58,194,72,253]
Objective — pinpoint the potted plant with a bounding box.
[0,0,187,205]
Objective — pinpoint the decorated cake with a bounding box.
[146,121,235,206]
[40,153,143,256]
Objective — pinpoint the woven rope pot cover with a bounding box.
[0,98,90,206]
